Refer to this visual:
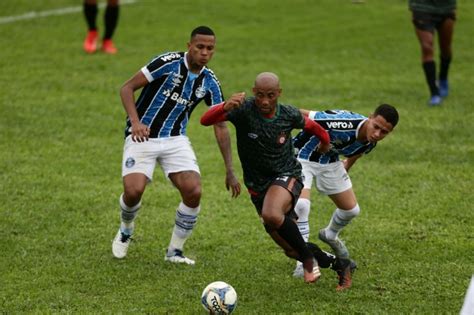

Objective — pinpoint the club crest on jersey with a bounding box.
[195,86,206,98]
[125,157,135,168]
[277,131,287,144]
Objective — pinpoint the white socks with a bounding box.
[295,198,311,243]
[167,202,200,254]
[119,193,141,235]
[324,204,360,240]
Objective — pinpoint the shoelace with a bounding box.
[120,233,132,243]
[173,249,185,258]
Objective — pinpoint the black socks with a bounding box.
[422,61,439,96]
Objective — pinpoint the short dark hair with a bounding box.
[190,26,215,39]
[374,103,399,127]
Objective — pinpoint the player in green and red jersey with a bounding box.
[201,72,331,284]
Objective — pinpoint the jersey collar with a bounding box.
[183,52,206,75]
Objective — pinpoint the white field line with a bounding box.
[0,0,137,25]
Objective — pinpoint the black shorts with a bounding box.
[412,10,456,32]
[249,176,303,218]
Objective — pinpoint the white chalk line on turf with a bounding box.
[0,0,137,25]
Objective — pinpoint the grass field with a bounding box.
[1,0,473,313]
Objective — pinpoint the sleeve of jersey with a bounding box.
[141,56,169,82]
[204,75,225,106]
[200,103,227,126]
[303,116,330,145]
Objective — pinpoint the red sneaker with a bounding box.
[101,39,118,54]
[83,30,98,54]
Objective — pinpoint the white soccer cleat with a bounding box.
[164,249,195,265]
[112,229,132,259]
[318,229,349,259]
[293,261,304,278]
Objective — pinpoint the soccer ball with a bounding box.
[201,281,237,314]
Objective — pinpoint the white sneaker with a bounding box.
[112,229,132,259]
[318,229,349,259]
[294,259,321,280]
[293,262,304,278]
[164,249,195,265]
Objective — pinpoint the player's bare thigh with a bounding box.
[437,17,455,57]
[328,188,357,211]
[122,173,148,205]
[261,185,293,228]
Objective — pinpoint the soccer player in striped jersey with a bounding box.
[292,105,399,290]
[112,26,241,264]
[201,72,331,284]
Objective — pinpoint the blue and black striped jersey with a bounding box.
[125,51,224,138]
[293,110,376,164]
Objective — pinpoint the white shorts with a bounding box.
[122,135,200,181]
[299,159,352,195]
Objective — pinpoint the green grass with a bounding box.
[1,0,473,313]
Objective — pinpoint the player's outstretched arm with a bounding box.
[303,116,331,153]
[200,102,227,126]
[200,92,246,126]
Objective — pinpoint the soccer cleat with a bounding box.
[332,258,357,291]
[165,249,195,265]
[101,39,118,54]
[318,229,349,259]
[83,30,98,53]
[295,242,335,278]
[307,241,336,268]
[439,80,449,97]
[293,262,304,278]
[428,95,442,106]
[112,229,132,259]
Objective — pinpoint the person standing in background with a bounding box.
[409,0,456,106]
[83,0,120,54]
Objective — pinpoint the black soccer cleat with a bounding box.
[307,241,336,269]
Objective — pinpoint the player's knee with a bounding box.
[421,43,434,58]
[261,212,281,229]
[123,185,145,206]
[180,184,201,208]
[295,198,311,222]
